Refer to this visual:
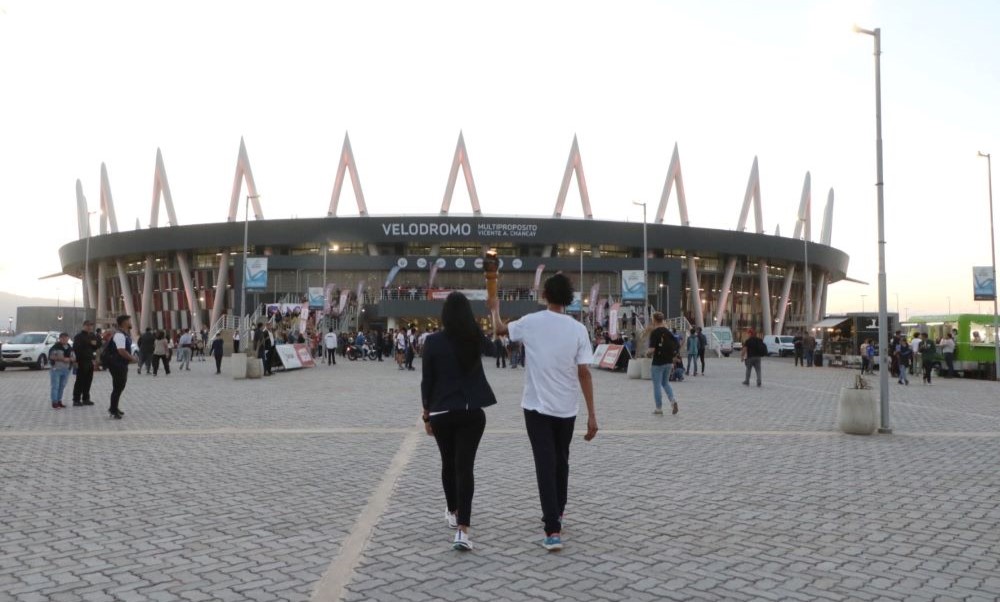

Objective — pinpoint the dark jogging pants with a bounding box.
[108,364,128,414]
[431,409,486,527]
[524,408,576,536]
[72,361,94,402]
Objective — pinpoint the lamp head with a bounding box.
[978,151,990,158]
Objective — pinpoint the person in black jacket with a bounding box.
[211,332,225,374]
[71,320,99,406]
[421,292,497,552]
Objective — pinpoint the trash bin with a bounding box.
[814,352,823,367]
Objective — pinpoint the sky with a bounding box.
[1,0,998,319]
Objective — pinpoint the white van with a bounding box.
[765,335,796,357]
[703,326,734,357]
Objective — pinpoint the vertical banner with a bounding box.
[323,283,337,312]
[244,257,268,290]
[384,265,402,287]
[973,266,996,301]
[588,283,600,312]
[609,302,621,337]
[300,303,309,334]
[534,264,546,292]
[596,296,607,326]
[621,270,646,301]
[308,287,325,309]
[335,291,350,316]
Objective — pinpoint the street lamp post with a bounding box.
[240,195,259,342]
[801,216,812,334]
[633,201,649,320]
[977,151,1000,380]
[569,246,583,322]
[861,294,867,313]
[855,24,891,433]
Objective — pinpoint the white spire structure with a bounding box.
[654,143,702,326]
[654,143,691,226]
[714,157,773,334]
[216,138,264,325]
[814,188,835,321]
[226,137,263,222]
[774,173,811,334]
[552,135,593,219]
[100,165,137,337]
[75,180,96,310]
[150,148,179,228]
[145,149,203,332]
[440,131,482,215]
[328,132,369,218]
[544,135,594,257]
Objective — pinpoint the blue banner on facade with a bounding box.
[973,266,996,301]
[245,257,268,290]
[622,270,646,301]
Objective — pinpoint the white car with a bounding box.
[765,335,796,357]
[0,331,59,370]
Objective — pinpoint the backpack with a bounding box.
[899,345,913,360]
[652,328,677,364]
[100,337,118,365]
[920,340,936,355]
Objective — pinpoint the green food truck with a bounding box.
[903,314,998,378]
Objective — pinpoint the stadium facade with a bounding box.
[57,134,849,338]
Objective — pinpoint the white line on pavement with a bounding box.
[310,419,422,602]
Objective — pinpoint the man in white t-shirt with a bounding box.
[324,329,338,366]
[490,273,598,552]
[395,329,407,370]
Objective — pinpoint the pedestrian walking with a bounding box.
[896,335,911,385]
[211,332,225,374]
[489,273,599,552]
[494,334,507,368]
[71,320,99,406]
[696,326,707,375]
[324,329,338,365]
[793,332,804,367]
[685,328,699,376]
[48,332,74,409]
[153,330,171,375]
[939,333,956,377]
[233,330,241,354]
[421,292,497,551]
[803,332,817,367]
[741,327,767,387]
[178,329,193,370]
[919,332,936,384]
[103,315,136,419]
[137,327,156,375]
[646,312,679,415]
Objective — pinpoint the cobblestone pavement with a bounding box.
[1,355,999,601]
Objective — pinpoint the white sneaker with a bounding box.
[445,509,458,529]
[453,530,472,551]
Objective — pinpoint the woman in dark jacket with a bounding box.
[421,292,497,551]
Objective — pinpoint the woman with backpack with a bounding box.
[647,312,680,415]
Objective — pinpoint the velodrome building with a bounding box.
[57,134,849,338]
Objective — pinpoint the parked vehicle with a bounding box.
[0,331,60,370]
[703,326,734,357]
[765,335,796,357]
[346,343,377,361]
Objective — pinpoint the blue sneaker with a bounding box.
[542,535,563,552]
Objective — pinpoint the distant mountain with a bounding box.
[0,291,60,329]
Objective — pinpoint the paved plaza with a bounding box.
[1,354,999,601]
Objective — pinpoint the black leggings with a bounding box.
[524,409,576,535]
[431,409,486,527]
[327,348,337,365]
[108,364,128,413]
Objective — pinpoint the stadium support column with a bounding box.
[759,260,773,336]
[96,263,107,326]
[115,258,137,339]
[774,264,796,335]
[211,254,229,327]
[176,252,203,332]
[688,257,704,328]
[141,257,155,331]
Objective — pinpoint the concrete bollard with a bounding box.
[627,359,642,379]
[838,387,878,435]
[640,357,653,380]
[245,355,263,379]
[230,354,248,380]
